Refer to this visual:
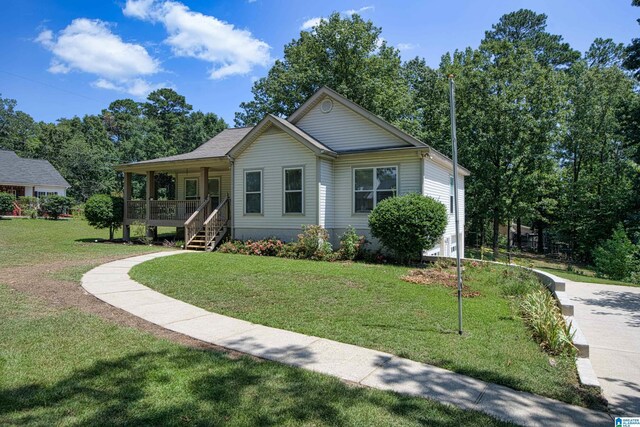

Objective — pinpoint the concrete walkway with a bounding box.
[565,279,640,416]
[82,251,612,427]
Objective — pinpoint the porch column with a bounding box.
[123,172,132,241]
[146,171,155,239]
[199,167,209,201]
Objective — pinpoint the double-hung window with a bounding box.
[284,167,303,214]
[353,166,397,213]
[449,175,454,214]
[185,178,199,201]
[244,170,262,214]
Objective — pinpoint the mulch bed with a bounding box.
[401,268,482,298]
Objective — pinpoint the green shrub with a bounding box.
[84,195,124,240]
[520,290,576,356]
[592,224,639,280]
[219,239,286,257]
[0,192,15,214]
[17,196,38,210]
[337,226,365,260]
[39,195,72,220]
[368,193,447,263]
[23,208,38,219]
[295,225,332,260]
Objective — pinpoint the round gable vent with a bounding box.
[320,98,333,113]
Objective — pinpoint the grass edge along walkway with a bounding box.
[87,252,612,426]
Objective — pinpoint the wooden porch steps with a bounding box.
[185,227,228,251]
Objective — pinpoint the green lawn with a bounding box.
[466,247,638,287]
[0,218,170,268]
[131,253,604,409]
[0,218,512,425]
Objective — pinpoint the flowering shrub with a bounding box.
[337,226,366,261]
[219,238,287,257]
[295,225,332,260]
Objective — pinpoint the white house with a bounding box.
[0,150,69,198]
[117,87,469,256]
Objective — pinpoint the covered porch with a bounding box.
[119,157,232,246]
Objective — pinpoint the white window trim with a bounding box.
[184,178,199,201]
[244,169,263,215]
[283,166,304,215]
[353,165,398,214]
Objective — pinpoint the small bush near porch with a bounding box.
[131,253,605,410]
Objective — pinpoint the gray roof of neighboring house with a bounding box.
[0,150,70,187]
[130,127,254,165]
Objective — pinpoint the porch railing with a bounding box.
[126,200,146,220]
[203,197,230,249]
[126,199,201,222]
[185,197,212,246]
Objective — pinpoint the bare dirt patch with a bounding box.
[0,255,249,359]
[401,268,482,298]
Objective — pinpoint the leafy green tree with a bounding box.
[623,0,640,80]
[0,192,15,214]
[40,195,72,220]
[235,12,409,126]
[368,194,447,263]
[593,224,639,280]
[0,95,39,155]
[85,194,124,240]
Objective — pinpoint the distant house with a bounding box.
[0,150,70,198]
[116,87,470,254]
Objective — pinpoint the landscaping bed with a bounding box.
[131,252,606,409]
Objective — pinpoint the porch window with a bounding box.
[208,178,220,207]
[245,170,262,214]
[353,166,397,213]
[185,178,198,201]
[284,167,303,214]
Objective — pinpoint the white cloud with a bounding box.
[300,6,374,31]
[300,17,324,30]
[343,6,374,16]
[124,0,272,79]
[93,78,168,97]
[397,43,418,51]
[376,37,385,49]
[36,18,162,97]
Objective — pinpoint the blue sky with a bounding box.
[0,1,637,125]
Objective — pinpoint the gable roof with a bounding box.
[122,127,253,167]
[288,86,427,149]
[228,114,337,159]
[0,150,70,187]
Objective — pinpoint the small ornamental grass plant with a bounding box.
[520,289,576,356]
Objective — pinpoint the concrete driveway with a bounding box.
[566,280,640,416]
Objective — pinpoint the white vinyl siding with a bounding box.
[295,96,411,152]
[318,158,334,228]
[423,156,465,257]
[233,127,317,229]
[333,151,422,230]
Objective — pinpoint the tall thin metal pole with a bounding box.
[448,75,464,335]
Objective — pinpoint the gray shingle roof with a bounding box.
[0,150,70,187]
[131,127,253,165]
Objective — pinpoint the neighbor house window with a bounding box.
[35,191,57,198]
[284,167,303,214]
[450,176,454,214]
[353,166,397,213]
[185,178,198,201]
[245,170,262,214]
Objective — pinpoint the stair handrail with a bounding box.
[203,197,230,248]
[184,196,211,247]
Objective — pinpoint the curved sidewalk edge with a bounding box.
[82,251,611,427]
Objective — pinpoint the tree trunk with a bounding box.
[537,222,544,254]
[506,218,512,264]
[109,226,114,241]
[492,209,500,258]
[516,217,522,250]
